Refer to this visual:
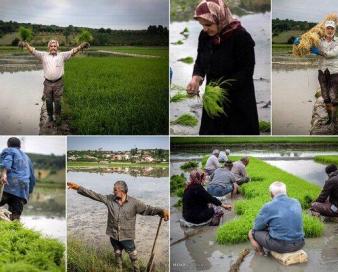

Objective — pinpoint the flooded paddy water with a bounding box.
[67,167,169,269]
[271,50,336,135]
[170,148,338,271]
[0,53,43,134]
[170,12,271,135]
[21,185,66,243]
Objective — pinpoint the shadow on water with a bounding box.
[170,152,338,271]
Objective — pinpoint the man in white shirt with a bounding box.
[22,40,89,124]
[316,20,338,129]
[205,149,221,176]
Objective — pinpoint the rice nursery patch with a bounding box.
[171,114,198,127]
[206,157,324,244]
[63,50,168,135]
[177,56,194,64]
[180,161,199,170]
[314,155,338,165]
[259,120,271,133]
[203,81,231,118]
[170,174,186,207]
[0,221,64,272]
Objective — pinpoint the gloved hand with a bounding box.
[80,42,90,49]
[293,37,301,45]
[310,47,321,55]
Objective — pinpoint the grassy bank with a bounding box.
[216,157,323,244]
[0,221,64,272]
[67,161,168,169]
[68,238,165,272]
[314,155,338,165]
[171,136,338,146]
[272,43,293,54]
[62,48,168,135]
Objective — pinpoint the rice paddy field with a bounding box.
[170,143,338,271]
[63,47,168,135]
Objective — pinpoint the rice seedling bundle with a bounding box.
[178,56,194,64]
[180,161,199,170]
[170,91,189,102]
[203,80,231,118]
[293,13,338,56]
[18,26,33,42]
[171,114,198,127]
[170,174,186,195]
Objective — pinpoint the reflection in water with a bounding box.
[68,166,169,177]
[0,68,43,134]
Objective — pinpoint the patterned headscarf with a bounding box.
[186,169,206,190]
[194,0,242,44]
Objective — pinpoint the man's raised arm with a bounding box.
[67,181,108,204]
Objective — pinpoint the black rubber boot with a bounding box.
[46,100,54,122]
[54,100,62,126]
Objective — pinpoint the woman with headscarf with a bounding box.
[182,169,231,224]
[186,0,259,135]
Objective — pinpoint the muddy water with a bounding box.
[0,59,43,134]
[21,185,66,242]
[67,171,169,269]
[272,66,318,135]
[170,12,271,135]
[170,155,338,271]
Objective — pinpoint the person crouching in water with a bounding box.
[182,169,231,226]
[207,161,238,198]
[248,181,305,255]
[67,180,169,272]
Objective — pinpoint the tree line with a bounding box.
[0,20,168,46]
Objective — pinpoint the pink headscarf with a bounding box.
[186,169,206,190]
[194,0,242,43]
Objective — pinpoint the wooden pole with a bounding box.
[146,217,163,272]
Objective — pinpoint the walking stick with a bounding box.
[0,183,3,201]
[146,217,163,272]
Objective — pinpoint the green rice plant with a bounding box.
[67,237,162,272]
[18,26,33,41]
[180,27,189,34]
[204,157,325,244]
[259,120,271,133]
[178,56,193,64]
[63,49,168,134]
[0,221,64,271]
[75,29,93,43]
[171,114,198,127]
[203,80,231,118]
[201,155,209,168]
[171,40,184,45]
[170,91,188,102]
[314,155,338,165]
[180,161,199,170]
[170,173,186,195]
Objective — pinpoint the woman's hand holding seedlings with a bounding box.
[67,181,80,190]
[162,209,170,221]
[186,75,203,96]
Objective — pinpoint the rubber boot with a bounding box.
[54,100,62,126]
[114,250,123,272]
[46,100,54,122]
[128,250,140,272]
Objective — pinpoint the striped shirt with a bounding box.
[32,49,74,80]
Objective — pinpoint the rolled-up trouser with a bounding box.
[110,238,139,272]
[236,176,250,185]
[43,78,64,117]
[311,201,338,217]
[207,183,233,197]
[253,230,305,253]
[0,192,26,220]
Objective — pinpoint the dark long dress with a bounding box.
[193,27,259,135]
[182,183,222,224]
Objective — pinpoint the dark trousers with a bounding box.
[110,237,136,253]
[43,78,64,117]
[0,192,26,220]
[253,230,305,253]
[311,201,338,217]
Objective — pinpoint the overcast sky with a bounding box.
[273,0,338,22]
[68,136,169,151]
[0,0,168,29]
[0,136,66,155]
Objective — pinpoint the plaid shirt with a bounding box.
[77,186,163,241]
